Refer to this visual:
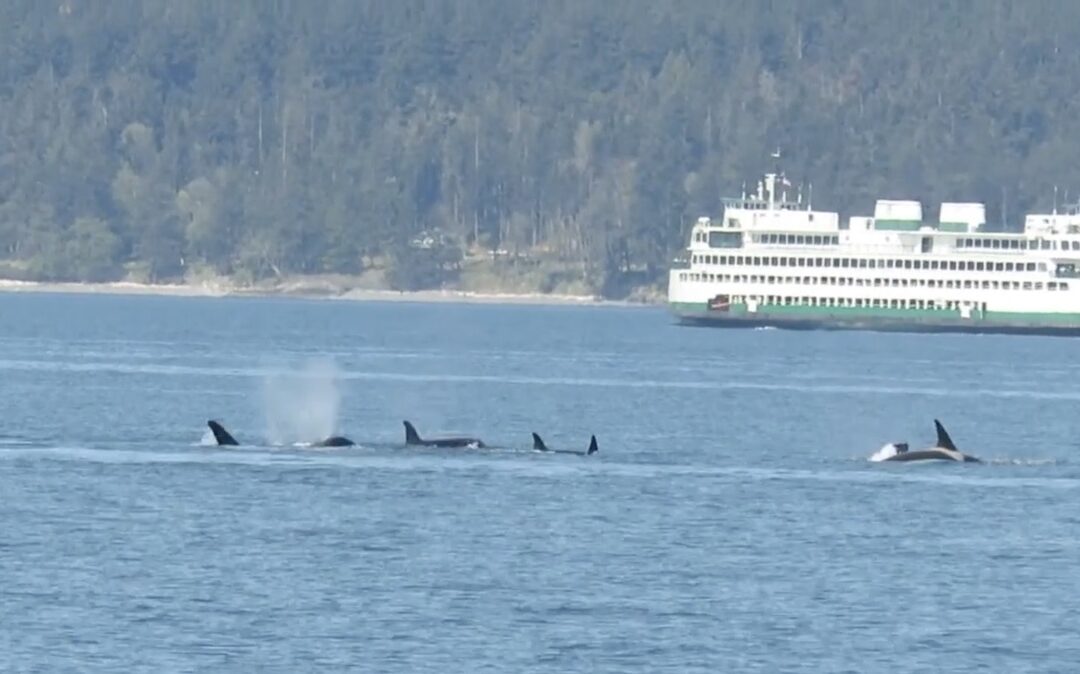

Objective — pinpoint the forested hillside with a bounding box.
[3,1,1080,296]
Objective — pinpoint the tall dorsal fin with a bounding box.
[207,419,239,446]
[531,432,548,451]
[403,420,422,445]
[934,419,957,451]
[587,435,598,455]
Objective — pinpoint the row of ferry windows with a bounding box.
[753,234,839,245]
[754,296,974,311]
[957,237,1080,251]
[691,253,1046,273]
[695,231,1080,251]
[692,232,841,245]
[677,272,1069,292]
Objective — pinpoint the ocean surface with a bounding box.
[1,292,1079,672]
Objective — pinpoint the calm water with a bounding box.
[1,292,1079,672]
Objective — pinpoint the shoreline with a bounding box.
[0,279,659,308]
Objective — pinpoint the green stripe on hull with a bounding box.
[669,300,1080,329]
[984,311,1080,325]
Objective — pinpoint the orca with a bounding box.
[531,432,599,456]
[205,420,355,448]
[880,419,981,463]
[403,420,485,448]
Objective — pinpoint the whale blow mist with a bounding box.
[260,357,343,446]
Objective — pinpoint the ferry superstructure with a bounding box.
[668,162,1080,335]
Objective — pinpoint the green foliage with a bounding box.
[386,234,464,291]
[66,217,121,282]
[1,1,1079,293]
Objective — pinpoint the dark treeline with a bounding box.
[3,1,1080,295]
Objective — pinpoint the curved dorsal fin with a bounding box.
[207,419,239,446]
[933,419,957,451]
[531,432,548,451]
[403,420,422,445]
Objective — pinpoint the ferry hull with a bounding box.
[671,304,1080,337]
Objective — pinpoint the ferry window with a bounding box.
[903,260,912,269]
[832,236,840,245]
[1005,262,1014,271]
[1041,240,1052,250]
[810,236,820,245]
[857,259,866,268]
[981,281,989,289]
[710,232,743,249]
[779,257,788,267]
[1049,282,1058,290]
[976,262,984,271]
[1023,282,1032,290]
[1038,263,1047,271]
[994,263,1003,272]
[1063,283,1070,290]
[991,240,1000,249]
[1026,263,1036,271]
[1074,242,1080,250]
[1036,282,1044,290]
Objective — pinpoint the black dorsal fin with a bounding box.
[531,432,548,451]
[403,420,422,445]
[934,419,957,451]
[207,420,239,446]
[587,435,598,455]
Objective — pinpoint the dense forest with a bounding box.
[3,1,1080,297]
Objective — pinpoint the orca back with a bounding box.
[318,436,354,447]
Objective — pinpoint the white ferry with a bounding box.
[668,158,1080,335]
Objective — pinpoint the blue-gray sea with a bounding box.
[1,292,1078,672]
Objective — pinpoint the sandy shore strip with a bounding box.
[0,279,653,307]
